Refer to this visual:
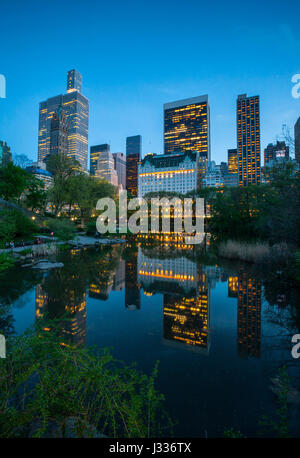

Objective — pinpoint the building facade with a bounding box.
[94,146,118,186]
[228,148,238,174]
[164,95,210,161]
[202,161,224,188]
[0,140,12,166]
[126,135,141,196]
[138,151,199,197]
[113,152,126,189]
[90,144,110,176]
[49,105,68,159]
[294,117,300,165]
[264,141,289,165]
[237,94,261,186]
[38,70,89,170]
[26,162,54,190]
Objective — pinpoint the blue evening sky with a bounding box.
[0,0,300,164]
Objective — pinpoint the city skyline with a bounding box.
[1,1,300,166]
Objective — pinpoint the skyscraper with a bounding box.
[92,144,118,186]
[237,94,261,186]
[126,135,141,196]
[113,152,126,189]
[164,95,210,160]
[0,140,12,166]
[264,141,289,165]
[90,144,110,176]
[228,149,238,174]
[49,105,68,159]
[294,117,300,165]
[38,70,89,170]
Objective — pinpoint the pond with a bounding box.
[1,241,300,437]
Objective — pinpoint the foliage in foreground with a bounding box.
[0,253,15,272]
[0,325,170,438]
[45,218,76,241]
[0,209,39,244]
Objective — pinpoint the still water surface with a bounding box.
[1,242,300,437]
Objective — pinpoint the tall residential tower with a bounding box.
[236,94,261,186]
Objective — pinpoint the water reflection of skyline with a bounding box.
[34,246,262,358]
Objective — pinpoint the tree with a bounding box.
[68,174,117,228]
[0,163,29,202]
[47,154,79,216]
[13,154,32,169]
[24,175,47,213]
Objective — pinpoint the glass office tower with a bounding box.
[126,135,141,196]
[38,70,89,170]
[90,144,110,176]
[237,94,261,186]
[163,95,210,160]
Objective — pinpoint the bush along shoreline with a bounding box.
[0,322,172,438]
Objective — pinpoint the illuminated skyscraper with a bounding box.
[49,105,68,159]
[294,117,300,165]
[38,70,89,170]
[237,94,261,186]
[90,144,110,176]
[164,95,210,160]
[126,135,141,196]
[228,149,238,174]
[67,69,82,93]
[93,145,118,186]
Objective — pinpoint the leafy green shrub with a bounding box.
[0,325,169,438]
[0,209,38,243]
[86,219,96,235]
[45,219,76,241]
[0,253,15,273]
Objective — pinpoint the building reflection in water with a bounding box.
[125,250,141,310]
[35,280,87,347]
[228,276,239,298]
[138,249,211,353]
[35,244,262,357]
[237,269,261,358]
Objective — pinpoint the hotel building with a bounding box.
[138,150,199,197]
[237,94,261,186]
[38,70,89,170]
